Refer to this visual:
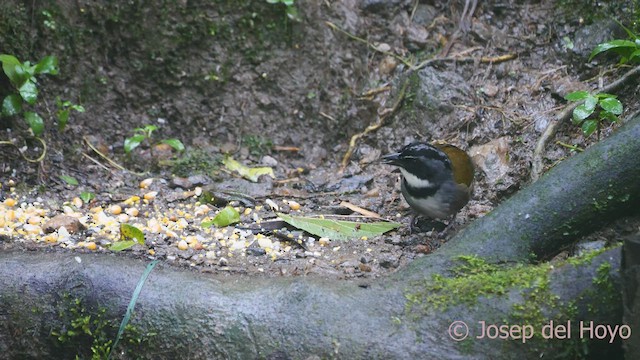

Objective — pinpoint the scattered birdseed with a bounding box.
[4,198,17,207]
[139,178,154,189]
[144,191,158,201]
[287,200,301,211]
[109,205,122,215]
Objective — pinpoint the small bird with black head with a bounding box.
[381,142,474,232]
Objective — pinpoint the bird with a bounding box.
[381,142,474,231]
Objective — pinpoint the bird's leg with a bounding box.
[409,215,448,234]
[408,214,420,234]
[437,215,460,239]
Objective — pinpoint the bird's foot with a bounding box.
[409,215,447,234]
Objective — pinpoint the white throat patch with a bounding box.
[400,168,433,188]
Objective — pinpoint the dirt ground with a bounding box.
[1,0,639,279]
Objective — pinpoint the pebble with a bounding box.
[44,214,85,234]
[57,226,71,242]
[246,245,266,256]
[261,155,278,166]
[257,237,274,249]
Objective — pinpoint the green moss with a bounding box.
[170,148,220,177]
[243,135,273,156]
[566,246,609,266]
[405,255,552,313]
[405,249,618,356]
[51,294,155,359]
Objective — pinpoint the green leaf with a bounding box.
[204,206,240,228]
[70,104,85,112]
[110,240,137,251]
[277,213,402,241]
[581,119,598,136]
[594,92,616,99]
[161,138,185,152]
[142,124,158,135]
[0,54,21,66]
[599,97,623,115]
[57,109,70,130]
[572,104,594,123]
[223,156,275,182]
[34,55,58,75]
[124,134,146,154]
[583,95,597,111]
[120,223,145,244]
[589,39,637,61]
[2,94,22,116]
[24,111,44,135]
[600,111,619,123]
[60,175,79,186]
[79,191,95,203]
[286,5,300,21]
[19,80,38,104]
[564,90,589,101]
[0,54,23,85]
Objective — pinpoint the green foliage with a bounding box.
[277,213,402,241]
[51,295,153,360]
[202,206,241,228]
[0,54,83,136]
[589,19,640,64]
[51,297,113,360]
[59,175,79,186]
[111,223,146,251]
[243,134,273,156]
[79,191,95,203]
[564,91,623,137]
[222,155,275,182]
[170,149,220,177]
[266,0,300,22]
[56,97,85,131]
[124,124,185,154]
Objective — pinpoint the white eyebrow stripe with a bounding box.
[400,168,433,188]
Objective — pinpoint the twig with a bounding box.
[83,136,126,171]
[358,85,391,100]
[82,152,113,171]
[0,137,47,163]
[413,53,517,71]
[83,136,145,176]
[339,201,381,219]
[272,146,300,152]
[340,78,410,171]
[555,141,584,152]
[531,65,640,181]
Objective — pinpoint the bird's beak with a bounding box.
[380,152,401,165]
